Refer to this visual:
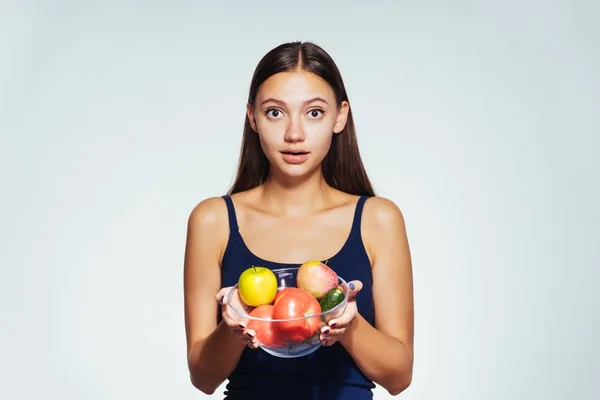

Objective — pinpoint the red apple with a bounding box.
[296,260,339,299]
[272,287,321,342]
[272,287,292,305]
[246,305,287,348]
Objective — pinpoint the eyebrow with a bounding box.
[259,97,329,107]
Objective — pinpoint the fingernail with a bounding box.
[219,295,224,303]
[246,332,254,338]
[238,324,245,329]
[323,327,330,334]
[330,323,337,328]
[349,283,355,290]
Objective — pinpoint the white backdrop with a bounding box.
[1,1,599,399]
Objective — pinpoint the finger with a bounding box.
[221,308,248,333]
[215,286,234,304]
[222,301,249,329]
[320,327,344,343]
[325,327,347,336]
[320,333,338,346]
[319,332,328,345]
[223,318,244,334]
[243,328,256,340]
[224,317,248,334]
[322,323,346,336]
[321,325,345,336]
[346,280,362,299]
[229,325,256,342]
[223,287,252,319]
[327,309,355,330]
[245,331,259,349]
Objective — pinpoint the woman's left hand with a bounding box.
[320,280,363,346]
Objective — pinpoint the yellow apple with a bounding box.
[238,266,278,307]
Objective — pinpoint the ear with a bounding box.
[246,103,258,132]
[333,101,350,134]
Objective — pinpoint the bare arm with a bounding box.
[338,197,414,396]
[184,197,246,394]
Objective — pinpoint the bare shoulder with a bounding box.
[186,196,230,258]
[363,196,407,236]
[362,196,409,261]
[364,196,405,223]
[188,196,229,228]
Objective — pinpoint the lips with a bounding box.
[281,150,309,155]
[281,150,310,164]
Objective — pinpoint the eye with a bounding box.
[307,109,324,119]
[265,108,284,119]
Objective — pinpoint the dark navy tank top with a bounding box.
[219,195,376,400]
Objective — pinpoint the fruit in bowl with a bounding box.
[238,266,278,307]
[246,305,287,348]
[271,287,322,342]
[296,260,339,299]
[227,264,350,358]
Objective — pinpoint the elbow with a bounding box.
[195,386,217,396]
[187,344,222,395]
[387,344,413,396]
[387,371,413,396]
[190,372,219,395]
[197,386,218,396]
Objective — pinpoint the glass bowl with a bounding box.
[227,266,350,358]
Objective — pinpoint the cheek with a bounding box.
[257,132,279,160]
[308,128,334,154]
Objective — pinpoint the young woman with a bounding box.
[184,41,414,399]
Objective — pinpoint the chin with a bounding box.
[273,163,321,180]
[280,165,313,177]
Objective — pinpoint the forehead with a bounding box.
[256,71,336,104]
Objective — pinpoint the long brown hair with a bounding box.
[227,41,376,197]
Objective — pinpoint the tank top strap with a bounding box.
[349,195,370,239]
[221,195,239,232]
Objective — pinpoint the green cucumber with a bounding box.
[319,287,345,312]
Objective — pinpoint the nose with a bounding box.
[284,116,305,143]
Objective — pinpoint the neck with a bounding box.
[259,169,333,216]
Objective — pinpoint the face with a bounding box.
[247,70,349,179]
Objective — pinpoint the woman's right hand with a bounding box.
[215,286,259,349]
